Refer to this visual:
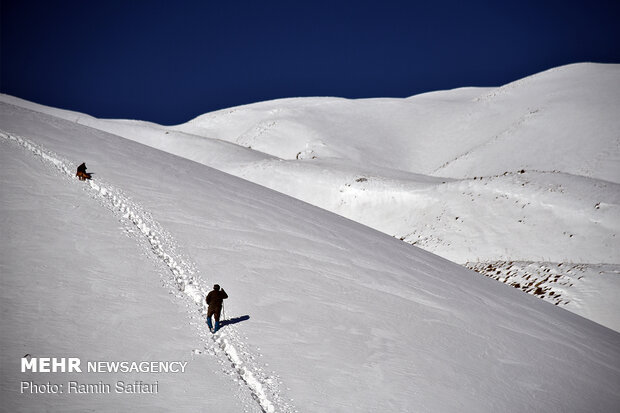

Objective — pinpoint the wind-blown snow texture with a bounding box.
[1,63,620,412]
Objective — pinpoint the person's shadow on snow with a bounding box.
[220,315,250,328]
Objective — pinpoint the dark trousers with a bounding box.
[207,306,222,322]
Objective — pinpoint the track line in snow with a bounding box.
[1,131,290,413]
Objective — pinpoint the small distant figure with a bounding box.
[76,162,92,181]
[206,284,228,333]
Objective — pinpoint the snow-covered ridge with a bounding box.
[4,63,618,180]
[174,63,619,181]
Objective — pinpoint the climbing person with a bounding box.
[76,162,92,180]
[206,284,228,333]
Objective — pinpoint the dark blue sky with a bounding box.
[2,0,619,125]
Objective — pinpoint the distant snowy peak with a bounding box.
[474,62,617,102]
[1,63,618,182]
[174,62,620,183]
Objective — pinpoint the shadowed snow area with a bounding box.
[1,78,620,412]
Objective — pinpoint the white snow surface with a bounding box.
[1,63,620,412]
[2,62,618,332]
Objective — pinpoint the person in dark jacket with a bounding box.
[206,284,228,333]
[76,162,91,180]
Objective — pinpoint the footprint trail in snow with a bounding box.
[1,131,292,413]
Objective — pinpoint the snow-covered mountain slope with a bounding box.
[0,138,256,412]
[1,94,620,411]
[177,63,620,182]
[2,62,617,332]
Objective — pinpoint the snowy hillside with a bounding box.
[1,83,620,411]
[2,62,618,332]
